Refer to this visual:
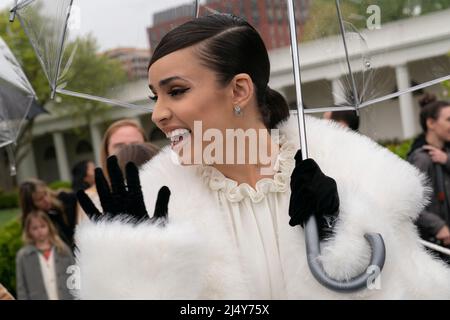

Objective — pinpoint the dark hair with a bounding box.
[149,14,289,129]
[419,93,450,133]
[115,142,160,173]
[18,179,68,226]
[71,160,92,192]
[329,110,360,131]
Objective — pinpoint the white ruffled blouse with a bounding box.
[198,135,296,299]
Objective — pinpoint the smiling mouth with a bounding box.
[166,128,191,148]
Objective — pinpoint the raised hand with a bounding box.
[77,155,170,225]
[288,150,340,240]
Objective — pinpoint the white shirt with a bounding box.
[37,247,59,300]
[198,135,296,299]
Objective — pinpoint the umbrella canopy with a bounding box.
[0,35,36,175]
[9,0,197,110]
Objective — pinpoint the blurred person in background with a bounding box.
[16,210,74,300]
[19,179,77,249]
[115,142,160,173]
[76,119,152,223]
[323,110,360,131]
[408,93,450,261]
[71,160,95,192]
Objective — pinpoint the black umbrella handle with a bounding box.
[305,215,386,293]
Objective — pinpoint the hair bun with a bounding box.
[419,92,437,108]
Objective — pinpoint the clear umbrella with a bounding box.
[9,0,197,110]
[0,35,36,175]
[289,0,450,291]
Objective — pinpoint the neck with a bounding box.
[212,126,280,188]
[35,240,51,251]
[426,131,444,149]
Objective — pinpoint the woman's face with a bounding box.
[431,106,450,142]
[107,126,145,156]
[32,187,52,211]
[149,47,239,164]
[28,216,49,243]
[84,161,95,186]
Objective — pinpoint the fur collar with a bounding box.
[74,116,450,299]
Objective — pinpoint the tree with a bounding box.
[54,34,127,123]
[0,9,127,168]
[301,0,450,41]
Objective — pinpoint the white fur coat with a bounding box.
[74,116,450,299]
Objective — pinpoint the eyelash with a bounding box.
[148,88,190,102]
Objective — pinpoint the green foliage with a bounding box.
[54,34,128,122]
[379,138,413,160]
[0,192,19,210]
[0,218,23,297]
[0,10,50,104]
[302,1,450,42]
[0,208,19,227]
[48,180,72,191]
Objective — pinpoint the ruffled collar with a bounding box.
[197,134,296,203]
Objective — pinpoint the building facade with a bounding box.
[147,0,310,51]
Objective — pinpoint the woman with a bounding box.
[115,142,160,173]
[75,14,450,299]
[407,94,450,254]
[19,179,77,249]
[76,119,149,223]
[71,160,95,193]
[16,211,75,300]
[100,119,148,172]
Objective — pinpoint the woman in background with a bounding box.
[408,93,450,258]
[71,160,95,193]
[19,179,76,249]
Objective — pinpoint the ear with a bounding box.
[426,118,436,131]
[230,73,254,110]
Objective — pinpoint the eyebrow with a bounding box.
[148,76,188,92]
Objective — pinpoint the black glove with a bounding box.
[289,150,339,240]
[77,155,170,225]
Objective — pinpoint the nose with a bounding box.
[151,100,172,126]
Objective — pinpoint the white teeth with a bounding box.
[166,128,191,143]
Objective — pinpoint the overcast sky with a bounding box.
[1,0,196,51]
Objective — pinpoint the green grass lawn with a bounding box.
[0,208,19,228]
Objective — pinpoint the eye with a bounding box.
[168,88,190,97]
[148,95,158,102]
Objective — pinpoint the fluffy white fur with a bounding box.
[74,116,450,299]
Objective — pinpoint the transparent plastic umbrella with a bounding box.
[289,0,450,291]
[0,35,36,175]
[9,0,198,110]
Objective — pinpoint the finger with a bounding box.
[107,156,127,197]
[77,190,101,220]
[125,161,142,196]
[423,145,436,151]
[294,149,303,165]
[152,186,171,219]
[125,161,148,218]
[95,167,115,214]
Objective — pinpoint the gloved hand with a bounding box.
[289,150,340,240]
[77,155,170,225]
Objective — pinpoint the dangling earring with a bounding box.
[234,105,243,116]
